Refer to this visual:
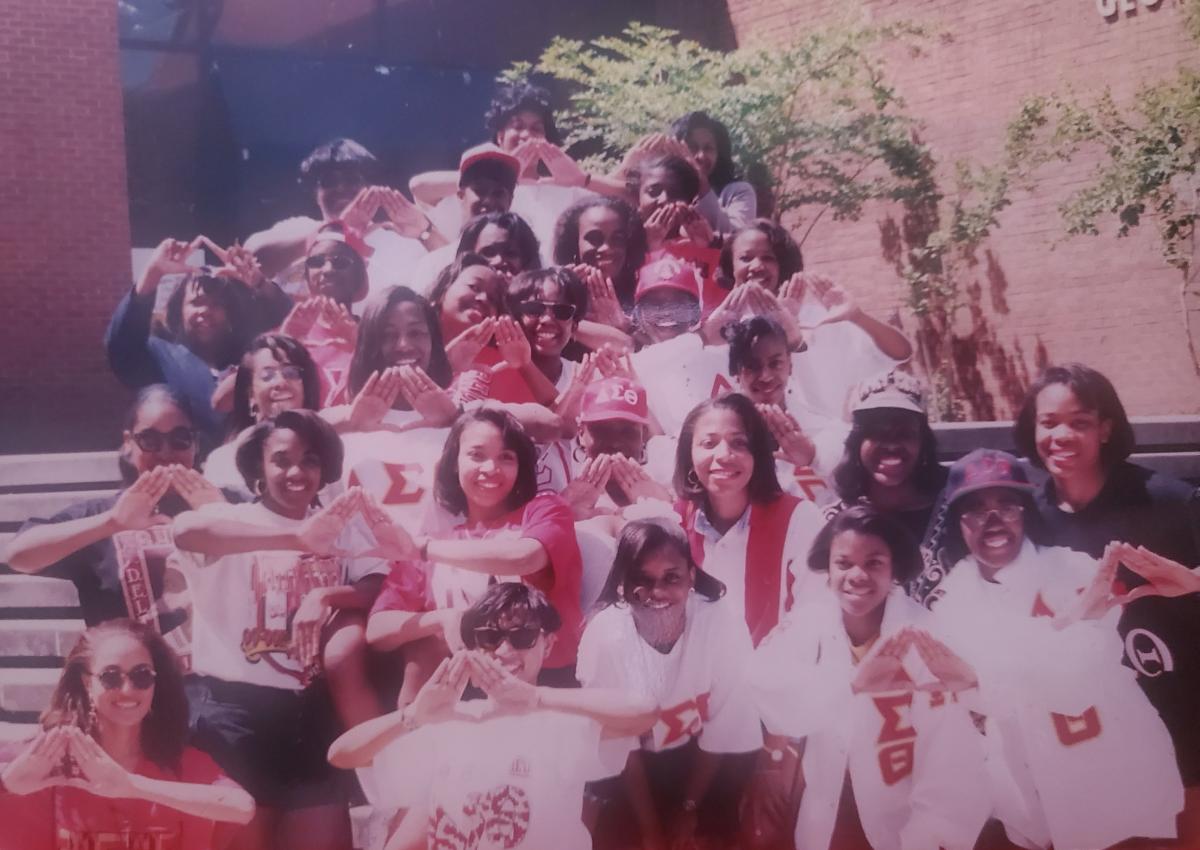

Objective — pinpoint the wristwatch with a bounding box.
[418,222,435,244]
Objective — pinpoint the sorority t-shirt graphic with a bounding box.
[240,551,342,680]
[112,526,193,668]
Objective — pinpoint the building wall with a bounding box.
[724,0,1199,419]
[0,0,131,452]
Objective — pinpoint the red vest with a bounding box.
[678,494,802,646]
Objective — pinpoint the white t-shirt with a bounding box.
[175,501,387,690]
[363,228,429,301]
[408,242,456,298]
[578,594,761,776]
[363,702,605,850]
[631,334,724,438]
[338,412,449,535]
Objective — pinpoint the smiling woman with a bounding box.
[673,393,826,647]
[0,620,254,850]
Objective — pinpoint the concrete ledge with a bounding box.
[0,619,84,659]
[0,575,82,608]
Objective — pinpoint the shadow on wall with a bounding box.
[879,201,1046,422]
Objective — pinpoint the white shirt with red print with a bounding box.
[577,593,762,778]
[934,541,1184,850]
[362,701,605,850]
[750,587,991,850]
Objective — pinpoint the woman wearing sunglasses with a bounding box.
[0,619,254,850]
[5,386,226,662]
[933,450,1184,850]
[331,582,655,850]
[579,518,761,850]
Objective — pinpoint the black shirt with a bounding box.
[1035,461,1200,785]
[17,490,239,640]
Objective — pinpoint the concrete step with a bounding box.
[0,720,38,743]
[0,452,121,490]
[0,667,61,715]
[0,619,84,658]
[0,489,118,526]
[0,575,82,608]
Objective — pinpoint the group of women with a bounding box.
[2,79,1198,850]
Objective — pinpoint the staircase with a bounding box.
[0,452,122,740]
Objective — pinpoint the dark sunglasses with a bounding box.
[517,301,577,322]
[132,427,196,453]
[94,664,157,691]
[473,625,542,652]
[305,253,354,271]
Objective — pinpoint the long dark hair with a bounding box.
[832,408,945,503]
[675,394,783,510]
[551,197,646,306]
[670,111,738,190]
[41,620,190,772]
[429,252,502,317]
[229,334,322,435]
[348,286,452,395]
[595,518,724,610]
[1013,362,1136,471]
[434,408,539,517]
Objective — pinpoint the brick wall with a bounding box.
[724,0,1199,419]
[0,0,131,452]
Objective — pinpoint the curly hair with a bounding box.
[717,219,804,292]
[41,619,190,773]
[461,582,562,645]
[484,81,561,146]
[551,197,646,307]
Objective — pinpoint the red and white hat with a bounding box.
[634,255,702,303]
[458,143,520,188]
[580,377,650,426]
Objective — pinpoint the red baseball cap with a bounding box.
[458,143,520,188]
[580,377,650,426]
[635,255,701,303]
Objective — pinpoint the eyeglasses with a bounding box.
[960,503,1024,528]
[94,664,157,691]
[257,365,305,384]
[472,625,542,652]
[305,253,354,271]
[517,301,577,322]
[132,427,196,453]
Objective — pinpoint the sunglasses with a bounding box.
[517,301,576,322]
[132,427,196,453]
[94,664,157,691]
[472,625,542,652]
[305,253,354,271]
[257,365,305,384]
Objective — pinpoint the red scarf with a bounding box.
[678,494,801,646]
